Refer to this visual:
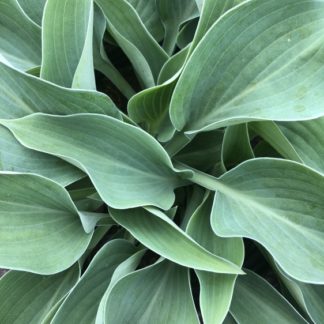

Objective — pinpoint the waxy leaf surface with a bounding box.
[110,207,243,274]
[0,264,79,324]
[0,0,41,70]
[104,261,199,324]
[230,270,307,323]
[95,0,167,87]
[2,114,187,210]
[278,118,324,175]
[201,158,324,283]
[52,240,136,324]
[41,0,95,89]
[170,0,324,133]
[17,0,46,26]
[0,173,91,274]
[187,195,244,324]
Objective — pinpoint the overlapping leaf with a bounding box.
[251,118,324,176]
[187,194,244,324]
[110,207,243,274]
[1,113,189,210]
[0,62,120,119]
[278,118,324,175]
[17,0,47,26]
[295,283,324,324]
[230,270,306,323]
[96,249,146,323]
[128,0,242,139]
[158,45,189,84]
[0,0,41,70]
[0,62,119,184]
[250,121,301,163]
[156,0,198,54]
[52,240,137,324]
[128,78,176,141]
[275,263,324,324]
[0,173,92,274]
[0,264,79,324]
[93,4,135,99]
[103,261,199,324]
[41,0,95,89]
[127,0,164,41]
[95,0,168,87]
[222,124,254,169]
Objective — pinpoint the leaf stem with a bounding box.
[173,161,228,193]
[163,25,179,55]
[165,132,194,157]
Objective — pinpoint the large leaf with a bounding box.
[17,0,47,26]
[0,264,79,324]
[110,207,243,274]
[170,0,324,133]
[104,260,199,324]
[1,113,188,210]
[230,270,306,323]
[0,0,41,70]
[0,173,92,274]
[187,194,244,324]
[41,0,95,89]
[0,62,120,119]
[52,240,137,324]
[95,0,168,87]
[187,158,324,283]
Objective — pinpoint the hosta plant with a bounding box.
[1,0,324,323]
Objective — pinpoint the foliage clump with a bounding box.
[0,0,323,323]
